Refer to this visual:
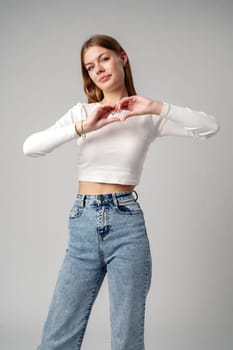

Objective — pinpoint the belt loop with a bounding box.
[112,193,119,207]
[132,190,138,201]
[80,194,86,208]
[96,194,102,206]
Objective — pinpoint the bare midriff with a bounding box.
[78,181,135,195]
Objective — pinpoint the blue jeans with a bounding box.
[38,191,152,350]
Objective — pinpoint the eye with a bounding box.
[86,65,94,72]
[102,56,109,62]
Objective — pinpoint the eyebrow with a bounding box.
[84,52,108,66]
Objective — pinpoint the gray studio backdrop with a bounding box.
[1,0,232,349]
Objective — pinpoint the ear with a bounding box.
[120,51,128,66]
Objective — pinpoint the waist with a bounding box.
[78,181,135,195]
[75,190,138,206]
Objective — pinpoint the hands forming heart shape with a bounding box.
[106,95,157,121]
[76,95,161,136]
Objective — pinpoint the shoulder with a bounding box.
[72,101,99,112]
[81,102,100,112]
[67,101,99,120]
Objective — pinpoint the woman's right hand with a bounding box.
[75,104,120,136]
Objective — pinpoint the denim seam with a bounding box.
[139,247,151,349]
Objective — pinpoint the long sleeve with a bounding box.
[23,102,85,157]
[155,101,220,139]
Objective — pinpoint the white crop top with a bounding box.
[23,101,219,185]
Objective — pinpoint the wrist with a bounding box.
[150,100,164,115]
[75,120,88,138]
[75,122,81,136]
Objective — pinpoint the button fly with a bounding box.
[96,202,111,240]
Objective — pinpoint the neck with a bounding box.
[101,87,129,105]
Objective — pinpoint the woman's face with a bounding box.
[83,45,127,94]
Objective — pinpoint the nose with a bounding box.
[95,62,104,75]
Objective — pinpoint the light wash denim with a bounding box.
[38,191,152,350]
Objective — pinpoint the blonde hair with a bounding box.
[81,34,137,103]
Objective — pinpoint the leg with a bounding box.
[38,199,106,350]
[107,211,152,350]
[38,251,106,350]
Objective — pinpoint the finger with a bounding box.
[97,104,115,113]
[103,104,115,109]
[121,112,135,121]
[119,96,135,104]
[119,96,136,108]
[96,105,115,118]
[118,97,134,109]
[99,118,121,128]
[105,117,121,124]
[118,99,130,110]
[102,107,115,114]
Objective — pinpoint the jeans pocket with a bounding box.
[69,203,84,219]
[115,199,142,215]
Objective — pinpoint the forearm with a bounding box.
[154,101,220,138]
[161,102,219,133]
[23,124,78,157]
[23,102,86,157]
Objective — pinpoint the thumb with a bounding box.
[121,112,135,121]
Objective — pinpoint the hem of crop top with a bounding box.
[77,174,139,186]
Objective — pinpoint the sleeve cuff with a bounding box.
[66,123,79,139]
[159,101,170,118]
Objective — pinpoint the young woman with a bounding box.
[23,34,219,350]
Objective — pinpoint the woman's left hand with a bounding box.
[117,96,163,121]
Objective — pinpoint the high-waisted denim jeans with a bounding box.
[38,191,152,350]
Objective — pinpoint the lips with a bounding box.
[98,75,111,83]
